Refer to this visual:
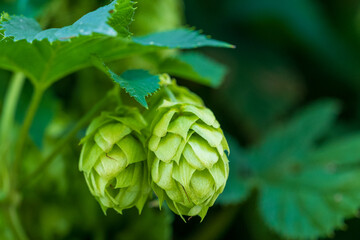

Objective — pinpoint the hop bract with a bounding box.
[147,83,230,220]
[79,107,150,214]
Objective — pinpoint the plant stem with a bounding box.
[21,91,115,187]
[0,73,28,240]
[12,85,45,185]
[5,206,29,240]
[0,72,25,142]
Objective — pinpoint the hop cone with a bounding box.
[79,107,150,214]
[147,82,230,220]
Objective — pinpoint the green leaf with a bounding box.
[130,0,183,36]
[259,134,360,239]
[0,0,47,18]
[113,70,160,108]
[0,1,140,87]
[250,100,360,239]
[159,52,228,88]
[0,2,234,88]
[251,99,340,172]
[132,28,235,49]
[116,207,173,240]
[229,0,360,86]
[92,57,160,108]
[1,0,134,42]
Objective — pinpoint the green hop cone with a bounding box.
[147,80,230,220]
[79,107,151,214]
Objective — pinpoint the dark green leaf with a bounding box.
[115,207,173,240]
[159,52,228,88]
[251,100,340,172]
[0,0,47,17]
[250,100,360,239]
[133,28,235,49]
[92,57,160,108]
[113,70,160,108]
[259,134,360,239]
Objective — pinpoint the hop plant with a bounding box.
[147,78,230,220]
[79,107,151,214]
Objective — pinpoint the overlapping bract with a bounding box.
[79,78,229,220]
[147,83,229,220]
[79,107,150,214]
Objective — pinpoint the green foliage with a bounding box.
[159,52,228,88]
[116,207,174,240]
[3,0,360,239]
[113,70,160,108]
[131,0,183,36]
[248,100,360,239]
[0,0,48,17]
[93,56,161,108]
[133,28,235,49]
[0,0,231,95]
[0,1,134,42]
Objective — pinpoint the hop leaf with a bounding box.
[79,107,151,214]
[146,80,230,220]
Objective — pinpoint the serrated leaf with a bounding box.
[159,52,228,88]
[92,57,160,108]
[0,2,234,88]
[251,100,340,172]
[133,28,235,49]
[0,1,139,87]
[0,0,134,42]
[259,134,360,239]
[112,70,160,108]
[250,100,360,239]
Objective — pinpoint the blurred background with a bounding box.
[2,0,360,239]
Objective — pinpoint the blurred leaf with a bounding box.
[0,0,48,17]
[228,0,360,84]
[16,86,58,148]
[131,0,183,36]
[259,134,360,239]
[217,134,252,205]
[221,51,304,138]
[250,100,360,239]
[251,100,340,171]
[115,207,173,240]
[133,28,235,49]
[159,52,228,88]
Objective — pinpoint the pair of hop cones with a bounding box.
[79,75,229,221]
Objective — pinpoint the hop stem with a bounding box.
[13,85,45,183]
[0,72,25,142]
[5,206,29,240]
[21,89,116,188]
